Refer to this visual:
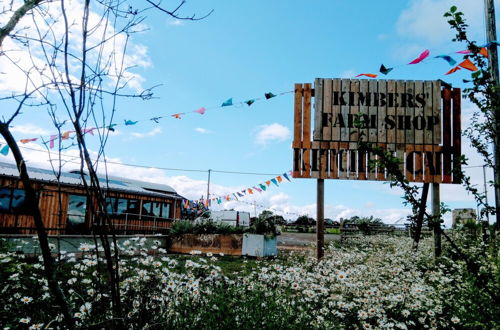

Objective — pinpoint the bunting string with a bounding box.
[2,89,293,156]
[182,171,293,211]
[354,41,500,78]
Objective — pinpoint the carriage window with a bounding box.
[162,203,171,219]
[116,198,128,214]
[105,197,117,214]
[0,188,28,214]
[126,199,140,214]
[67,195,86,225]
[152,202,162,218]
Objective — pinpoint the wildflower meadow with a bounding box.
[1,235,498,329]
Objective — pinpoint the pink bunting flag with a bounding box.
[456,50,471,54]
[49,135,58,149]
[195,107,206,115]
[408,49,430,64]
[83,128,95,135]
[254,186,262,193]
[355,73,377,78]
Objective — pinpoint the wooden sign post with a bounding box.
[292,78,462,259]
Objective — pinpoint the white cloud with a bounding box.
[0,0,151,96]
[168,19,185,26]
[396,0,484,45]
[195,128,212,134]
[255,123,290,145]
[9,124,50,136]
[130,127,162,139]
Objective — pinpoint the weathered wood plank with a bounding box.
[331,79,341,141]
[338,142,349,179]
[442,88,452,183]
[414,81,425,145]
[405,80,415,145]
[313,79,323,140]
[368,80,378,143]
[452,88,462,183]
[377,80,387,145]
[293,83,303,149]
[322,79,332,141]
[350,80,360,142]
[386,80,396,144]
[358,79,369,142]
[329,142,338,179]
[303,83,312,149]
[340,80,350,142]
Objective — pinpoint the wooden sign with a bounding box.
[292,79,461,184]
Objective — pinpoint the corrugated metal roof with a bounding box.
[0,161,182,199]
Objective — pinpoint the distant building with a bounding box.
[0,161,184,235]
[452,208,477,228]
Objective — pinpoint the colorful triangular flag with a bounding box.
[379,64,393,75]
[221,98,233,107]
[259,184,267,191]
[445,66,461,75]
[49,135,57,149]
[195,107,206,115]
[265,180,271,187]
[248,188,253,194]
[271,178,279,186]
[172,113,182,119]
[0,145,9,156]
[20,138,37,144]
[408,49,430,64]
[283,173,291,182]
[245,99,255,106]
[124,120,138,125]
[459,58,478,71]
[355,73,377,78]
[480,47,488,57]
[435,55,457,66]
[264,92,276,99]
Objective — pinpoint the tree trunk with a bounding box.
[0,123,75,329]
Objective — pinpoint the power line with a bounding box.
[7,143,283,176]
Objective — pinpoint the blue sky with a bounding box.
[1,0,498,225]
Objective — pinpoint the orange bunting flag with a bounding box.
[445,66,461,75]
[248,188,253,194]
[480,47,488,57]
[355,73,377,78]
[61,131,72,140]
[20,138,37,144]
[459,58,478,71]
[172,113,182,119]
[276,176,283,183]
[265,180,271,186]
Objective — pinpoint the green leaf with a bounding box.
[450,5,457,13]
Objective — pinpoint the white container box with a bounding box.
[242,233,278,257]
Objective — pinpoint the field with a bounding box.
[1,235,498,329]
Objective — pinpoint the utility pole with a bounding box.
[483,164,490,223]
[485,0,500,229]
[207,169,211,202]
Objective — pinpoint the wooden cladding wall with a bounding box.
[292,81,461,184]
[0,178,180,235]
